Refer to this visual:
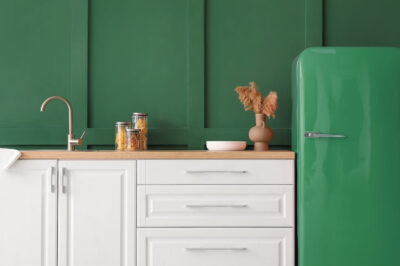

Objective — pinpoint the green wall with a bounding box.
[1,0,399,149]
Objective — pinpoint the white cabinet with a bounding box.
[138,160,294,185]
[138,185,294,227]
[138,228,294,266]
[0,160,135,266]
[1,158,294,266]
[137,159,295,266]
[57,161,136,266]
[0,160,57,266]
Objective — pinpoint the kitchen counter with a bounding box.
[20,150,294,160]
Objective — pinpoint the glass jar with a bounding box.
[132,113,148,150]
[115,122,131,151]
[126,129,141,151]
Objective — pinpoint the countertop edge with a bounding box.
[19,150,295,160]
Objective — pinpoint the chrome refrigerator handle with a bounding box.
[304,132,346,138]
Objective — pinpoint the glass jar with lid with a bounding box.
[132,113,148,150]
[115,122,131,151]
[126,128,141,151]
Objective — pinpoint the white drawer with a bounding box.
[137,160,294,184]
[138,228,294,266]
[137,185,294,227]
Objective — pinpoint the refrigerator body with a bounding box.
[293,47,400,266]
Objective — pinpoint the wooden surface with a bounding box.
[20,150,295,160]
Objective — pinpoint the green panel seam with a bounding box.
[85,128,188,146]
[69,0,89,150]
[0,127,289,146]
[0,128,68,145]
[187,0,205,149]
[305,0,323,47]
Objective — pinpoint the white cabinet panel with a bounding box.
[0,158,294,266]
[58,160,136,266]
[0,160,57,266]
[138,228,294,266]
[137,160,294,185]
[138,185,294,227]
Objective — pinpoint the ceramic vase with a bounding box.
[249,113,273,151]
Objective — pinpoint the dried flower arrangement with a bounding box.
[235,81,278,119]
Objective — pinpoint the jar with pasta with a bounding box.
[115,122,131,151]
[132,113,148,150]
[126,128,141,151]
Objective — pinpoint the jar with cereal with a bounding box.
[132,113,148,150]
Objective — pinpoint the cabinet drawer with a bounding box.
[137,160,294,185]
[138,185,294,227]
[138,228,294,266]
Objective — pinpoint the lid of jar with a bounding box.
[126,128,141,133]
[132,112,148,117]
[115,122,131,126]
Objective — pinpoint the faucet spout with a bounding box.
[40,96,84,151]
[41,96,73,136]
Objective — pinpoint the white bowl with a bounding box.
[206,141,247,151]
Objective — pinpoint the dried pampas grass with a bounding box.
[235,81,278,118]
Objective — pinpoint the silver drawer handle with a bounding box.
[61,168,67,194]
[49,166,56,193]
[186,204,248,208]
[185,170,247,174]
[304,132,346,138]
[185,248,247,251]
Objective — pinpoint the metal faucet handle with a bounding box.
[79,130,86,140]
[69,130,86,147]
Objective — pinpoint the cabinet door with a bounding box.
[58,160,136,266]
[138,228,294,266]
[0,160,57,266]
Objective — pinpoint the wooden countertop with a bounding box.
[20,150,295,160]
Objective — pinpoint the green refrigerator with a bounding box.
[292,47,400,266]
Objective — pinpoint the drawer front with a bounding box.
[138,228,294,266]
[137,160,294,185]
[138,185,294,227]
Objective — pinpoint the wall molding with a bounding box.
[187,0,206,149]
[305,0,323,47]
[1,0,321,148]
[70,0,89,149]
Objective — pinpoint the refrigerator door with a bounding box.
[293,47,400,266]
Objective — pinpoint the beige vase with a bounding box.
[249,113,274,151]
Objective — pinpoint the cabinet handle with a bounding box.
[61,168,67,194]
[185,170,247,174]
[186,204,248,208]
[50,167,56,193]
[185,248,247,251]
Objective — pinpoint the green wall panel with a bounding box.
[324,0,400,46]
[88,0,188,129]
[205,0,306,132]
[0,0,71,129]
[2,0,399,148]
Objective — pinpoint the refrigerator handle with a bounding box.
[304,132,346,138]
